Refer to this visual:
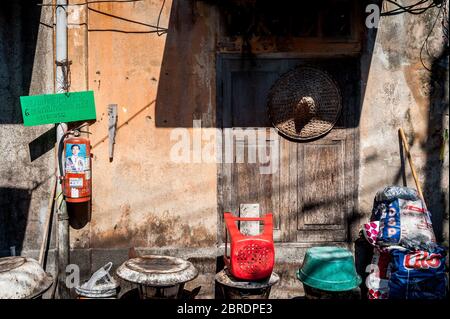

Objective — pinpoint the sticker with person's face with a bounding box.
[65,143,88,173]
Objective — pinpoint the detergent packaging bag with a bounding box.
[371,186,436,250]
[388,246,447,299]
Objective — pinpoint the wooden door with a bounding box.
[217,55,358,244]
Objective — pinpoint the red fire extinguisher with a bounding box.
[61,131,91,203]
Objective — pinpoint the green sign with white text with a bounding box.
[20,91,96,126]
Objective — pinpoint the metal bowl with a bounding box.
[0,256,53,299]
[116,255,198,299]
[116,255,198,287]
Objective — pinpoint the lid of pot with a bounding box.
[0,256,53,299]
[116,255,198,287]
[0,256,26,272]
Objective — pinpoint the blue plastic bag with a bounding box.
[388,246,447,299]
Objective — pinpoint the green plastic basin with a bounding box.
[296,246,361,292]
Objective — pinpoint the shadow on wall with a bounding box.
[0,0,44,257]
[0,0,42,124]
[154,0,380,130]
[154,0,211,128]
[0,188,31,257]
[424,47,449,242]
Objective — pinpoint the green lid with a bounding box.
[296,246,361,292]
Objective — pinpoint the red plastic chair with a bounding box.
[223,212,275,281]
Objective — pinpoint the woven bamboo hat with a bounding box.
[267,66,342,141]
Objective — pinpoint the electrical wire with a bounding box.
[419,3,446,71]
[86,4,168,35]
[441,0,449,44]
[38,0,168,35]
[156,0,167,36]
[87,6,160,29]
[386,0,428,11]
[381,0,440,16]
[38,0,142,6]
[379,1,448,69]
[383,0,434,15]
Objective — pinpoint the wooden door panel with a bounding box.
[297,137,347,242]
[298,140,345,227]
[231,139,282,241]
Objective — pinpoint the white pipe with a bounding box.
[55,0,67,94]
[55,0,69,299]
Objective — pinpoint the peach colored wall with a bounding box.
[68,0,219,250]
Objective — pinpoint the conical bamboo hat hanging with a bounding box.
[267,66,342,141]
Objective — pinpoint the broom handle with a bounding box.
[399,128,425,203]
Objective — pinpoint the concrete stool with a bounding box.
[116,255,198,299]
[215,268,279,299]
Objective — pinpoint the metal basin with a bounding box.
[116,255,198,299]
[0,256,53,299]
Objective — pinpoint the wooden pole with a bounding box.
[39,175,57,267]
[398,128,426,203]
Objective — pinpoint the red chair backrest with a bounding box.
[223,212,274,280]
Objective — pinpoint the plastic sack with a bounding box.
[388,246,447,299]
[371,186,436,250]
[375,186,419,202]
[366,248,392,299]
[75,262,119,298]
[371,186,419,222]
[82,262,115,291]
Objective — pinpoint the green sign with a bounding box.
[20,91,96,126]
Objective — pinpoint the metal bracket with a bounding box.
[55,59,72,92]
[108,104,118,162]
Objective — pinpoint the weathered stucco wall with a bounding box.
[358,3,449,245]
[0,1,55,262]
[68,0,218,249]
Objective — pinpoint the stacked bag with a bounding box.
[363,186,447,299]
